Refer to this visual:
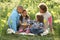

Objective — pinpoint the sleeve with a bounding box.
[8,9,15,28]
[47,12,52,26]
[48,16,52,26]
[48,16,53,31]
[11,17,17,32]
[8,9,17,32]
[8,17,12,28]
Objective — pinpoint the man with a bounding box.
[8,6,23,33]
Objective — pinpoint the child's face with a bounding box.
[22,11,27,17]
[17,7,23,13]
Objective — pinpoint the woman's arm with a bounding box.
[48,16,53,32]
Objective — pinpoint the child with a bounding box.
[30,15,44,34]
[19,10,30,33]
[36,3,53,35]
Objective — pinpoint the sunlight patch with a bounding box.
[54,20,60,23]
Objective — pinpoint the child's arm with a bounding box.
[48,16,53,32]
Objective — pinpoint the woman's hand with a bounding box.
[51,29,54,35]
[50,26,54,35]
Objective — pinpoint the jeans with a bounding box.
[8,24,20,32]
[30,28,44,34]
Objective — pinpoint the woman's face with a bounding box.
[22,11,27,17]
[40,9,44,13]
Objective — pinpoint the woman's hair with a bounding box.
[39,5,47,13]
[38,3,47,13]
[22,10,26,13]
[20,10,29,22]
[37,15,44,23]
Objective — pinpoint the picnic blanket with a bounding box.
[7,28,49,36]
[18,32,35,35]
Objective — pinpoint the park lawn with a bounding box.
[0,0,60,40]
[0,23,60,40]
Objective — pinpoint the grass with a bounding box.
[0,0,60,40]
[0,23,60,40]
[1,33,54,40]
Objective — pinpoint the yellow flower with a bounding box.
[1,19,6,23]
[7,12,10,17]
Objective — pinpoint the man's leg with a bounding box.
[17,24,20,31]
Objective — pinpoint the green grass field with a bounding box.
[0,0,60,40]
[0,22,60,40]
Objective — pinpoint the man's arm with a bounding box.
[8,8,17,32]
[11,17,17,32]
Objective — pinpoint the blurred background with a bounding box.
[0,0,60,40]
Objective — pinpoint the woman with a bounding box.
[36,3,53,36]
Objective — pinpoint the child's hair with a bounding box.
[37,15,44,23]
[38,3,47,13]
[20,10,29,22]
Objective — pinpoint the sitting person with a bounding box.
[19,10,30,33]
[36,3,53,36]
[8,6,23,33]
[30,15,44,35]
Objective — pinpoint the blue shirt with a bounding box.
[8,8,21,32]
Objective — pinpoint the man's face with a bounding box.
[17,7,23,13]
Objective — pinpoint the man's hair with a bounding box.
[17,6,23,10]
[39,4,47,13]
